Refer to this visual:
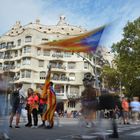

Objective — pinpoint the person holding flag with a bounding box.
[41,66,56,129]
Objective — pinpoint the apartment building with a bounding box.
[0,16,103,112]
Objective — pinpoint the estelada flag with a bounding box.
[42,25,105,52]
[41,69,56,124]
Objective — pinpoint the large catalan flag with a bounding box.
[41,68,56,127]
[42,25,105,52]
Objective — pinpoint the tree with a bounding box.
[112,17,140,97]
[101,65,120,92]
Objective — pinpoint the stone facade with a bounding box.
[0,16,104,112]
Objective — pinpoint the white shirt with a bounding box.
[19,88,26,103]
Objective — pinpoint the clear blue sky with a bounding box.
[0,0,140,48]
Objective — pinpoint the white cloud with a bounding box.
[0,0,47,34]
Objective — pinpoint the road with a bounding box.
[1,117,140,140]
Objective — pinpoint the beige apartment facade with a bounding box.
[0,16,104,112]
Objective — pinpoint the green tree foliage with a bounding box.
[101,65,120,91]
[112,17,140,97]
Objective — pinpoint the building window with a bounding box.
[84,62,88,69]
[21,71,25,78]
[17,60,21,68]
[20,50,22,56]
[23,46,31,53]
[61,74,67,81]
[52,51,63,58]
[54,84,64,93]
[70,86,79,95]
[26,70,31,78]
[68,62,76,69]
[14,72,20,80]
[25,36,32,42]
[52,73,59,80]
[17,39,21,46]
[43,50,50,56]
[21,70,31,78]
[15,50,18,57]
[0,52,3,59]
[68,101,76,108]
[64,52,72,57]
[0,63,2,70]
[42,38,49,41]
[37,48,41,55]
[1,43,6,48]
[7,42,14,48]
[69,73,75,81]
[40,71,46,79]
[38,60,44,67]
[22,57,31,65]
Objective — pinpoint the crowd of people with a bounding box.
[99,96,140,125]
[119,96,140,125]
[9,67,57,129]
[1,70,140,133]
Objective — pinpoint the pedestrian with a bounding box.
[0,73,9,137]
[121,97,130,124]
[9,83,26,128]
[37,85,47,128]
[30,90,39,128]
[81,72,98,128]
[99,94,120,138]
[25,88,34,127]
[41,66,56,129]
[130,97,140,124]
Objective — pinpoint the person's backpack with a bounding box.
[11,90,20,107]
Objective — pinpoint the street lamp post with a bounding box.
[76,52,100,89]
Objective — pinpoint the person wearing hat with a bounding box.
[81,72,98,128]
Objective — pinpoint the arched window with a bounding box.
[52,73,59,80]
[25,36,32,42]
[61,74,66,81]
[69,73,75,81]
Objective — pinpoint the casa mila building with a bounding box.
[0,16,105,112]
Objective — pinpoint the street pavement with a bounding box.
[1,117,140,140]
